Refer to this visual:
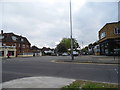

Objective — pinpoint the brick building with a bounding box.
[0,30,31,57]
[98,21,120,55]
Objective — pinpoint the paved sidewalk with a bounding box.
[55,55,120,64]
[2,76,75,88]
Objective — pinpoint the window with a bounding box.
[21,38,24,42]
[12,36,17,41]
[0,42,2,46]
[22,44,25,48]
[3,43,6,46]
[100,32,106,39]
[114,27,120,34]
[0,51,4,56]
[27,45,29,48]
[19,44,20,47]
[8,51,14,56]
[0,35,4,39]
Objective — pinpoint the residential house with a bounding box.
[31,46,42,56]
[41,47,55,56]
[0,30,31,57]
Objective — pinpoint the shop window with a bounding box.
[8,51,14,56]
[114,27,120,34]
[0,35,4,39]
[0,51,4,56]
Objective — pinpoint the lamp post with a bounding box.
[69,0,74,60]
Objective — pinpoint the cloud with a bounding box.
[0,1,118,48]
[72,2,118,46]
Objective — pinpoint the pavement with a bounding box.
[54,55,120,65]
[2,76,75,89]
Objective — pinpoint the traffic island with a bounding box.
[51,60,119,65]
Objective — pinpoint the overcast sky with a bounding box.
[0,0,119,48]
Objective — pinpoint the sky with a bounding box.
[0,0,119,48]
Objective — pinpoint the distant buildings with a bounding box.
[31,46,42,56]
[41,47,55,56]
[98,21,120,56]
[0,30,31,57]
[1,21,119,57]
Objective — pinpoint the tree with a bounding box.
[56,43,67,53]
[88,43,93,49]
[81,46,88,55]
[60,38,79,50]
[56,38,79,53]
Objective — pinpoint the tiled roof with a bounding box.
[99,21,120,32]
[1,32,31,45]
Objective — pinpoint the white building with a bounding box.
[0,46,16,58]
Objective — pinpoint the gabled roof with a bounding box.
[106,21,120,25]
[1,32,31,45]
[31,46,40,50]
[99,21,120,32]
[41,47,54,51]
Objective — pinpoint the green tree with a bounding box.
[56,38,79,53]
[56,43,67,53]
[81,46,88,55]
[60,38,79,50]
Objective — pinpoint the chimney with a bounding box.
[1,30,3,35]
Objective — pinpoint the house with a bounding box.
[41,47,55,56]
[31,46,42,56]
[98,21,120,56]
[0,30,31,57]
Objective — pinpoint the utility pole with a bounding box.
[70,0,74,60]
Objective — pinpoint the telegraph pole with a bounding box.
[70,0,74,60]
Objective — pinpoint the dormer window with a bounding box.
[12,36,17,41]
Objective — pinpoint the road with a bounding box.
[2,56,119,84]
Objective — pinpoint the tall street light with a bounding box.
[69,0,74,60]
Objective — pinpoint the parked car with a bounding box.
[73,51,79,56]
[62,53,69,56]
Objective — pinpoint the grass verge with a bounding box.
[61,80,119,90]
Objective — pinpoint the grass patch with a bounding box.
[61,80,119,90]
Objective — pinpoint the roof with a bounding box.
[41,47,54,51]
[31,46,40,50]
[106,21,120,25]
[99,21,120,32]
[1,32,31,45]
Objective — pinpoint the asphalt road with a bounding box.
[2,56,119,84]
